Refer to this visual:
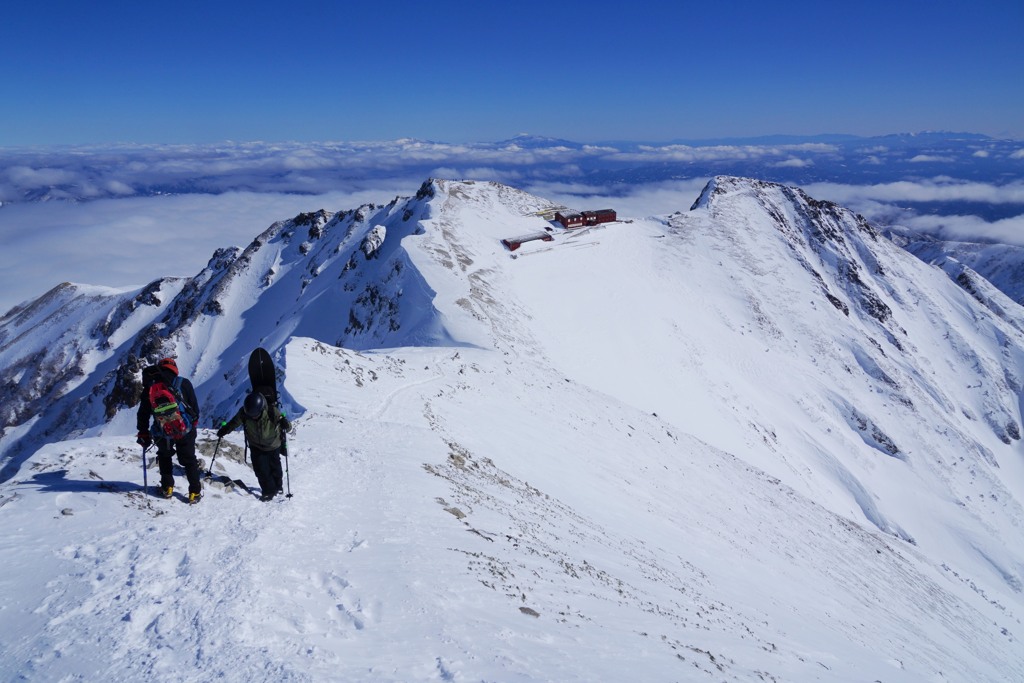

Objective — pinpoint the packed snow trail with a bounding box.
[0,382,480,680]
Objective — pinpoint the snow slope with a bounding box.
[2,177,1023,681]
[2,339,1020,681]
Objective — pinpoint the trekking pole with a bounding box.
[281,412,292,498]
[206,436,222,479]
[141,444,150,496]
[283,440,292,499]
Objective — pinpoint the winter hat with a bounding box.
[158,357,179,375]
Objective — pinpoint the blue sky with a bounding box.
[3,0,1022,145]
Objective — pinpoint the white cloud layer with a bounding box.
[898,211,1024,244]
[4,136,1017,204]
[2,138,1022,314]
[805,178,1024,205]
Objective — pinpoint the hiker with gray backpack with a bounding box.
[136,357,204,503]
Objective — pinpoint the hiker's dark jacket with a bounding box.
[223,406,290,451]
[136,365,200,434]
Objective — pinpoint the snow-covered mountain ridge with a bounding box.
[2,176,1024,680]
[890,226,1024,309]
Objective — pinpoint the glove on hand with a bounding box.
[137,431,152,448]
[279,416,291,432]
[216,426,229,438]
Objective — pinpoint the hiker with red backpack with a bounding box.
[217,391,291,501]
[136,357,204,503]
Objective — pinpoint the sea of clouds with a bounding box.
[1,137,1022,314]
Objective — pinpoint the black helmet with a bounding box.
[243,392,266,419]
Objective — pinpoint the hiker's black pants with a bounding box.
[250,445,283,496]
[156,429,202,494]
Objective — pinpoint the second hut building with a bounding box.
[554,209,617,229]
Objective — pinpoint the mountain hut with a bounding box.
[502,232,554,251]
[554,209,616,229]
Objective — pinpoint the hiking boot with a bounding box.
[259,493,275,502]
[188,492,202,504]
[160,486,173,499]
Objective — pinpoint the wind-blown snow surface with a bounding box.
[2,178,1023,681]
